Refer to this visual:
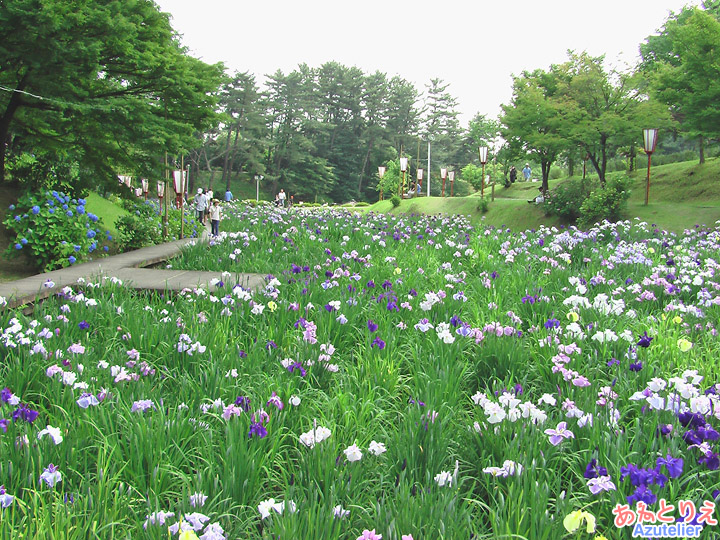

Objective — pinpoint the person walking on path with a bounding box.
[278,189,286,207]
[195,188,207,223]
[224,190,233,202]
[209,199,222,236]
[522,164,532,182]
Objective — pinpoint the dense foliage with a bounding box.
[0,0,223,190]
[2,190,109,271]
[115,199,202,251]
[2,205,720,539]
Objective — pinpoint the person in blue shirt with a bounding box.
[224,190,233,202]
[522,164,532,181]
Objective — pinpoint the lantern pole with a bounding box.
[643,129,659,206]
[478,146,489,200]
[378,166,386,201]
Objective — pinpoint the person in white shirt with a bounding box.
[195,188,207,222]
[278,189,286,207]
[528,187,546,204]
[209,199,222,236]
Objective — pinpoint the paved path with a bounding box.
[0,232,266,310]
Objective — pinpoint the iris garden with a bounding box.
[1,202,719,539]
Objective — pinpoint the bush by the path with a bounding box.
[2,190,110,271]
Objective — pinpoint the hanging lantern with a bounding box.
[172,170,185,194]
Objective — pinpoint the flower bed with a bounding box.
[1,205,719,539]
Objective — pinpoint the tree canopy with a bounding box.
[0,0,224,188]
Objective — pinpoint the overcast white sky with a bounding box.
[155,0,699,126]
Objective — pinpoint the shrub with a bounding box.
[390,195,401,208]
[115,199,201,251]
[3,190,108,271]
[115,214,162,251]
[477,196,489,214]
[577,175,632,229]
[545,178,597,222]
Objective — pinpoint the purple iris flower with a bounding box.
[287,362,307,377]
[584,458,608,479]
[248,422,267,439]
[627,484,657,505]
[656,455,683,478]
[699,452,720,470]
[234,396,251,412]
[367,320,378,332]
[78,321,90,330]
[371,337,385,349]
[637,331,653,348]
[629,361,643,372]
[696,425,720,441]
[0,388,12,403]
[12,404,39,423]
[678,411,706,428]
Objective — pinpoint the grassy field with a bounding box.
[365,157,720,232]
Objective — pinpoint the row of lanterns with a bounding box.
[117,170,188,205]
[377,129,659,205]
[377,146,489,200]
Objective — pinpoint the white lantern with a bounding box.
[173,170,185,194]
[643,128,659,154]
[378,166,386,178]
[157,181,165,198]
[417,168,424,180]
[141,179,149,193]
[478,146,489,164]
[399,157,409,172]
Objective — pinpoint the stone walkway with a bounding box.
[0,232,266,310]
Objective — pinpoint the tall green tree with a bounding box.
[558,52,664,184]
[644,8,720,163]
[500,68,567,191]
[0,0,223,187]
[217,72,267,191]
[421,78,462,170]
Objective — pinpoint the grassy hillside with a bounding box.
[366,157,720,232]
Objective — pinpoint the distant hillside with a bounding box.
[366,158,720,232]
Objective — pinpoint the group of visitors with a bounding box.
[195,188,223,236]
[274,189,295,207]
[506,163,533,187]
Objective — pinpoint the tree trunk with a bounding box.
[220,125,233,188]
[0,74,30,183]
[541,159,550,193]
[226,123,241,192]
[567,156,575,177]
[358,139,374,196]
[699,135,705,164]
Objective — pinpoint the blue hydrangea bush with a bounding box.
[3,190,109,271]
